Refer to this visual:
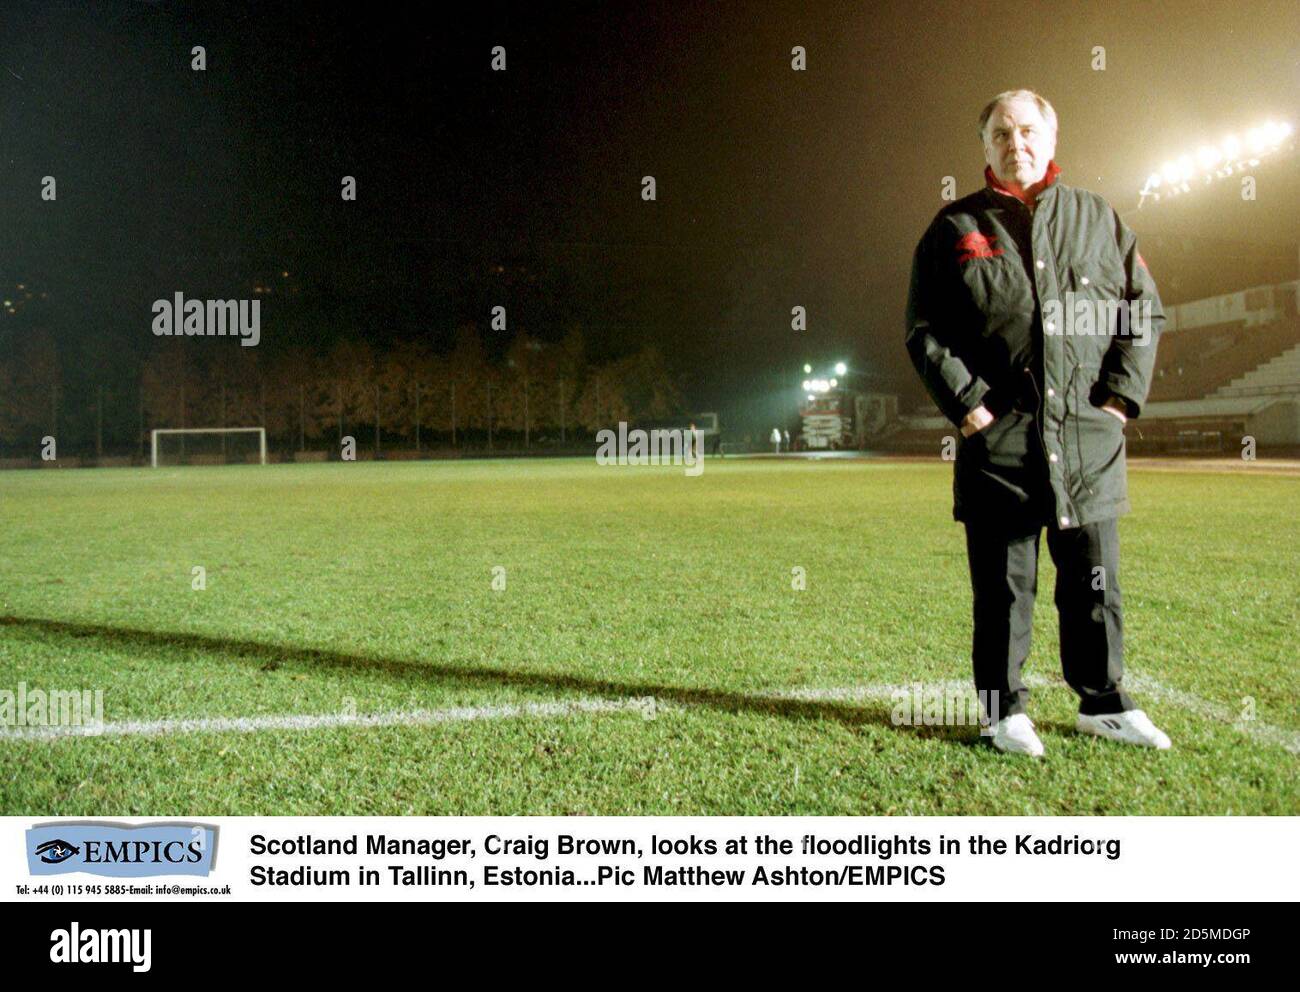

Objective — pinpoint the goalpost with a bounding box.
[150,427,268,467]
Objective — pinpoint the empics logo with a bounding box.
[50,923,151,973]
[34,839,81,864]
[27,823,218,878]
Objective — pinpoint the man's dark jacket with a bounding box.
[905,162,1164,529]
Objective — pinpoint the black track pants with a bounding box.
[964,516,1134,722]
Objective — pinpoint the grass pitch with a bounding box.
[1,457,1296,815]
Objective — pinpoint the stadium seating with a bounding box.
[1148,317,1300,401]
[1215,342,1300,397]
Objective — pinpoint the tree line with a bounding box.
[0,324,687,459]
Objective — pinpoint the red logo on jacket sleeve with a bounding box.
[955,231,1004,263]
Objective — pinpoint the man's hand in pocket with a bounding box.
[961,404,996,438]
[1100,397,1128,424]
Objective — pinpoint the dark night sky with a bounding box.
[2,0,1297,414]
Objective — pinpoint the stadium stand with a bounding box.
[1136,282,1300,451]
[885,283,1300,455]
[1215,341,1300,397]
[1148,315,1299,402]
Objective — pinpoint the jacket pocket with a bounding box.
[1068,254,1126,300]
[959,254,1033,321]
[1065,255,1129,366]
[1069,364,1125,498]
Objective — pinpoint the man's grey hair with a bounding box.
[978,89,1058,142]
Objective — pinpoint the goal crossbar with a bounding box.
[150,428,268,467]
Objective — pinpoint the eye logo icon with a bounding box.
[27,822,218,877]
[34,840,81,865]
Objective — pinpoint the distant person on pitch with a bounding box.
[905,89,1171,756]
[771,427,782,453]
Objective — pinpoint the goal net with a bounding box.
[151,428,268,467]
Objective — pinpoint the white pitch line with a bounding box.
[1127,674,1300,755]
[1020,673,1300,755]
[759,675,1300,755]
[761,679,972,703]
[2,675,1295,754]
[0,697,653,742]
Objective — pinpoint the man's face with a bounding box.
[983,98,1056,188]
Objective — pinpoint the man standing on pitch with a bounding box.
[905,89,1172,756]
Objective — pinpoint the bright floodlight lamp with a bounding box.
[1142,121,1295,205]
[830,378,838,388]
[803,363,812,374]
[801,380,810,390]
[834,362,847,376]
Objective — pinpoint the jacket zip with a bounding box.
[1020,195,1081,503]
[1072,367,1095,496]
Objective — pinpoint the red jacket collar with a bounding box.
[985,159,1061,206]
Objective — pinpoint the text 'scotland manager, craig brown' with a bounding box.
[905,88,1172,757]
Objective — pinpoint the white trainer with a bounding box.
[1076,710,1172,749]
[990,713,1045,757]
